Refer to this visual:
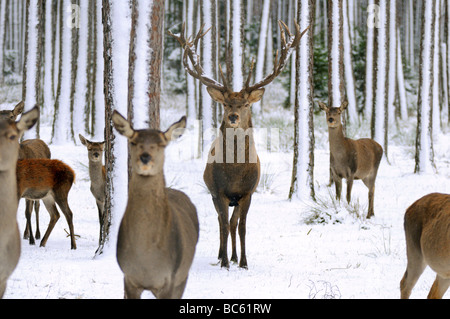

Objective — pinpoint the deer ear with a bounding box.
[13,101,25,117]
[340,101,349,112]
[16,106,39,132]
[79,134,88,146]
[207,87,225,104]
[112,110,135,139]
[247,89,265,104]
[318,101,328,111]
[164,116,187,142]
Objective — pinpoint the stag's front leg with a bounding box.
[346,176,354,204]
[230,206,240,264]
[237,195,252,269]
[212,195,230,269]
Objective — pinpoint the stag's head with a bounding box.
[169,22,309,129]
[112,111,186,177]
[318,101,348,129]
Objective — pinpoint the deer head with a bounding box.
[0,106,39,171]
[318,101,348,129]
[0,101,25,122]
[112,111,186,177]
[168,21,310,129]
[79,134,105,163]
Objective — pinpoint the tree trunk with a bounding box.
[289,0,315,202]
[415,0,436,174]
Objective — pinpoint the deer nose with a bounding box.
[328,118,334,123]
[93,152,100,158]
[140,153,152,164]
[229,113,239,123]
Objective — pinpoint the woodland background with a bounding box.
[0,0,447,252]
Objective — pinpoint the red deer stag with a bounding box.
[400,193,450,299]
[318,101,383,219]
[79,134,105,245]
[169,21,309,269]
[0,101,52,244]
[0,106,39,298]
[112,111,199,299]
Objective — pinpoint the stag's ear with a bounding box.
[247,89,265,104]
[164,116,187,143]
[207,87,226,104]
[112,110,135,139]
[318,101,328,111]
[13,101,25,118]
[340,101,349,112]
[16,106,39,132]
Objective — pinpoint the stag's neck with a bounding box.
[328,125,348,155]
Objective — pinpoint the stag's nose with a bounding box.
[229,113,239,124]
[328,117,334,124]
[93,152,100,158]
[140,153,152,164]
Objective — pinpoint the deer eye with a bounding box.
[9,134,17,141]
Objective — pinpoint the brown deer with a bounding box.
[1,101,52,244]
[169,21,309,269]
[79,134,105,244]
[112,111,199,299]
[0,106,39,298]
[400,193,450,299]
[318,101,383,219]
[16,159,77,250]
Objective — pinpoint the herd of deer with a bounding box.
[0,21,449,299]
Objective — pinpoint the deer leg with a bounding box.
[34,200,41,239]
[212,195,230,269]
[346,176,353,204]
[0,280,6,299]
[400,243,426,299]
[55,196,77,250]
[237,195,252,269]
[40,197,60,248]
[333,175,342,201]
[96,200,104,245]
[363,177,376,219]
[124,276,143,299]
[23,200,35,245]
[230,206,240,264]
[427,275,450,299]
[171,277,188,299]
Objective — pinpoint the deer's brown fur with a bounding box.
[16,159,77,250]
[400,193,450,299]
[113,111,199,299]
[319,101,383,219]
[0,106,39,298]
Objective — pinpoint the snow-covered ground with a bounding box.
[2,88,450,300]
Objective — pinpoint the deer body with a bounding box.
[79,134,105,244]
[0,106,39,298]
[169,21,309,269]
[400,193,450,299]
[16,159,77,250]
[319,101,383,219]
[19,138,51,244]
[113,111,199,299]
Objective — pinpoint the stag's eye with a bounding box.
[8,134,16,141]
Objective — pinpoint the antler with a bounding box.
[168,23,228,93]
[244,21,310,93]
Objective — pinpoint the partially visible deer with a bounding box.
[0,106,39,298]
[16,159,77,250]
[112,111,199,299]
[400,193,450,299]
[1,100,52,244]
[169,21,309,269]
[79,134,105,244]
[318,101,383,219]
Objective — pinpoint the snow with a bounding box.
[2,83,450,299]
